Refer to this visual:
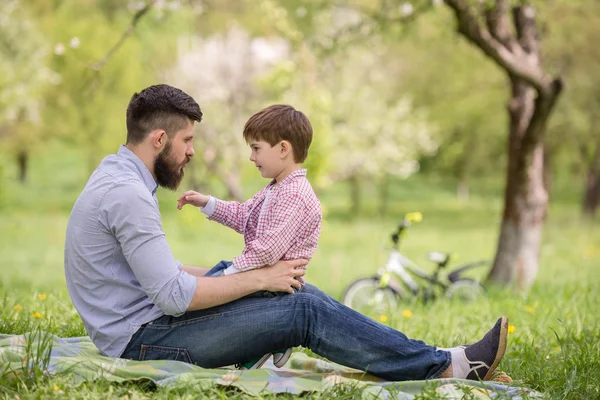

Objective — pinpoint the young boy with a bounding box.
[177,104,322,369]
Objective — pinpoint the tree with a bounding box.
[257,2,438,215]
[0,0,53,183]
[441,0,563,289]
[542,0,600,217]
[164,25,289,201]
[392,10,507,200]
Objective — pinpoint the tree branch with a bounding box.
[89,1,155,71]
[444,0,552,95]
[484,0,520,53]
[513,5,538,55]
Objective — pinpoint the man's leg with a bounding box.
[299,284,509,381]
[122,286,450,381]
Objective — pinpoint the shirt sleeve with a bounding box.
[208,196,256,234]
[232,193,307,270]
[101,182,197,316]
[199,196,216,216]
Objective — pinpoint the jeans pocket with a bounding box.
[139,344,192,364]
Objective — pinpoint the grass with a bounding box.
[0,143,599,399]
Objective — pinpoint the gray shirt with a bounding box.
[64,145,197,357]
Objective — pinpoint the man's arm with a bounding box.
[180,265,211,277]
[186,259,306,311]
[102,183,197,316]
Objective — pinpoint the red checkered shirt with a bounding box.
[208,169,321,283]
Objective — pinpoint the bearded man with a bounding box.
[64,84,508,382]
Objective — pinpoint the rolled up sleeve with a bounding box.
[101,182,196,315]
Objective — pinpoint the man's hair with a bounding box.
[126,84,203,144]
[243,104,313,163]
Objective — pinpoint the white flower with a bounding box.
[54,43,65,55]
[400,3,414,16]
[69,36,80,49]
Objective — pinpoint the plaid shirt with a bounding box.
[209,169,321,281]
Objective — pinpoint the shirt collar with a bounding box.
[117,145,159,195]
[269,168,307,188]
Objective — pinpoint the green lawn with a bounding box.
[1,146,599,399]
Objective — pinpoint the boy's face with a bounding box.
[248,139,283,179]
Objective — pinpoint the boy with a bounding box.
[177,104,321,369]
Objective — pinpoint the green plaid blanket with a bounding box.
[0,332,540,398]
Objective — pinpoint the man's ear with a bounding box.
[280,140,293,159]
[150,129,168,150]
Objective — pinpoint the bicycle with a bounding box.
[341,212,488,315]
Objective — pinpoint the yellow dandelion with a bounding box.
[508,325,516,333]
[13,305,23,311]
[402,310,413,318]
[379,315,388,323]
[53,385,60,392]
[38,294,47,301]
[524,306,535,314]
[32,312,43,319]
[554,347,561,352]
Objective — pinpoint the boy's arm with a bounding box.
[231,194,314,271]
[205,194,258,234]
[178,190,253,234]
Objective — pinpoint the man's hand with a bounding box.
[187,259,308,311]
[177,190,209,209]
[247,259,307,294]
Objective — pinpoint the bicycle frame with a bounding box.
[379,249,449,298]
[380,249,420,294]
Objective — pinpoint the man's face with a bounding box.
[155,121,195,190]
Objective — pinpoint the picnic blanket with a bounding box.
[0,332,541,399]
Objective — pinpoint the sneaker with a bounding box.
[236,353,272,370]
[463,316,508,380]
[272,348,293,368]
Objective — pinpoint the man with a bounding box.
[65,84,508,381]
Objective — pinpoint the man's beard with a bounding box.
[154,142,186,190]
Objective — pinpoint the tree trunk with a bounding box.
[223,172,244,203]
[17,150,28,183]
[378,175,390,217]
[443,0,563,289]
[487,79,548,289]
[457,179,470,201]
[455,128,472,201]
[582,139,600,216]
[349,175,361,215]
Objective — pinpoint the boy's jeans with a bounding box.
[204,260,234,277]
[120,282,450,381]
[204,260,297,297]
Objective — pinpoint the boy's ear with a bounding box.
[280,140,292,159]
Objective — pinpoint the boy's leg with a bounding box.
[203,260,232,277]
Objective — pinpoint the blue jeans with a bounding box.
[204,260,232,277]
[121,283,450,381]
[205,260,296,297]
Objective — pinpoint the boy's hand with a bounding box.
[177,190,209,209]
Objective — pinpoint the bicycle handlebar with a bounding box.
[391,212,423,246]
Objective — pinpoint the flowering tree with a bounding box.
[0,0,54,182]
[165,25,288,200]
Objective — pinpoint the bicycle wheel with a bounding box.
[341,277,398,315]
[446,279,486,302]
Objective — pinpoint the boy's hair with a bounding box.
[126,84,203,144]
[243,104,312,163]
